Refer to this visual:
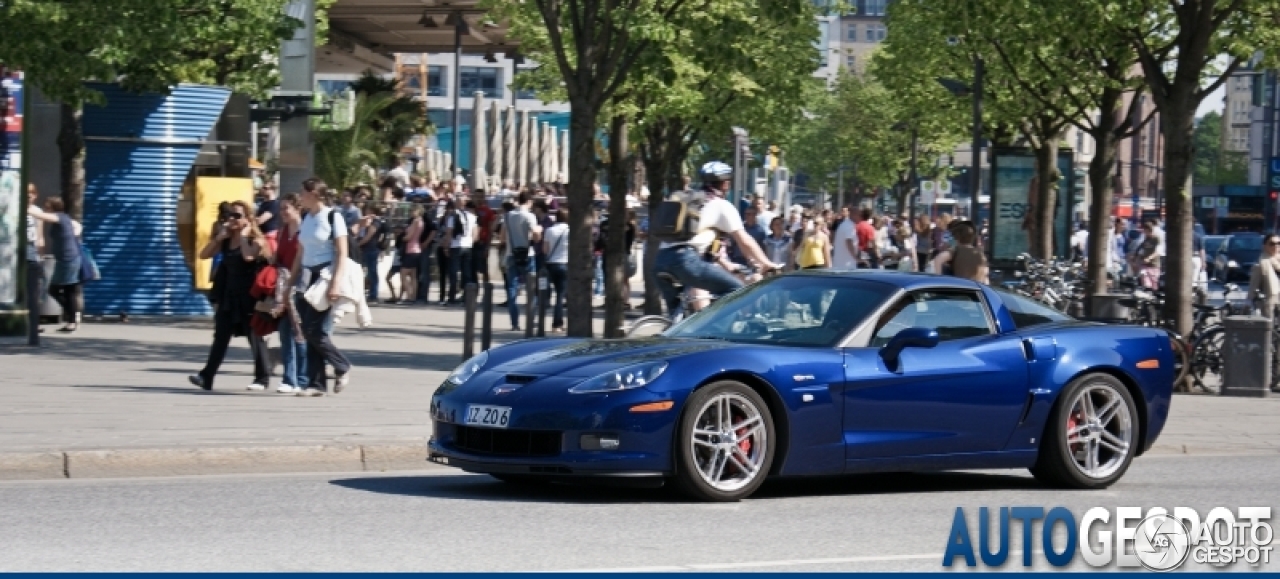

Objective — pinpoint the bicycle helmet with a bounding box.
[699,161,733,183]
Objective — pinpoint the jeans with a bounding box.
[448,247,474,301]
[546,262,568,328]
[435,247,450,302]
[199,309,270,388]
[297,282,351,389]
[26,258,44,340]
[278,313,308,388]
[593,255,604,296]
[654,245,743,316]
[505,255,535,328]
[362,248,380,301]
[416,250,432,302]
[472,242,490,284]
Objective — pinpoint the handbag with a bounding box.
[78,240,101,283]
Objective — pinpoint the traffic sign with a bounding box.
[1200,197,1215,209]
[1216,197,1230,209]
[920,180,936,204]
[937,179,952,197]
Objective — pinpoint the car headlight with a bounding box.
[1229,260,1239,268]
[568,361,669,394]
[446,351,489,385]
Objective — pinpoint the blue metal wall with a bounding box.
[82,84,230,316]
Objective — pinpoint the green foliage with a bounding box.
[1193,112,1249,186]
[347,71,433,166]
[0,0,300,103]
[314,94,409,190]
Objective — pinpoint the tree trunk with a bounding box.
[642,154,667,316]
[57,103,85,221]
[1161,99,1197,337]
[1086,128,1119,301]
[1033,140,1058,260]
[895,179,910,216]
[604,115,630,338]
[565,103,599,337]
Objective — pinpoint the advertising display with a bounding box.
[192,177,253,290]
[0,69,22,306]
[990,148,1075,263]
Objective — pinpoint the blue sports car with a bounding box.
[429,271,1175,501]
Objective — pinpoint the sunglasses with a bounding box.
[228,212,244,220]
[1267,241,1279,247]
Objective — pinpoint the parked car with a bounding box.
[1203,235,1228,279]
[1213,233,1263,282]
[429,270,1174,501]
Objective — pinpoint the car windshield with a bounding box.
[994,288,1073,329]
[664,275,898,347]
[1229,235,1262,255]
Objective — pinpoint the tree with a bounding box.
[1193,112,1249,186]
[490,0,694,337]
[0,0,301,218]
[1118,0,1280,335]
[347,71,432,167]
[314,94,421,189]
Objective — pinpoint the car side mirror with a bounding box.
[880,327,940,370]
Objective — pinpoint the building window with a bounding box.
[864,0,886,16]
[514,67,538,100]
[846,25,858,41]
[426,65,447,97]
[846,54,856,70]
[459,66,502,98]
[316,79,351,98]
[866,23,886,42]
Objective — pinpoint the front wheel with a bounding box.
[626,315,673,338]
[674,381,775,501]
[1190,326,1224,394]
[1031,373,1139,489]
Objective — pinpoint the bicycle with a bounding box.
[625,264,766,337]
[1188,284,1259,394]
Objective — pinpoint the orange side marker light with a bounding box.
[630,401,675,412]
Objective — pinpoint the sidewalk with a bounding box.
[1,300,1277,480]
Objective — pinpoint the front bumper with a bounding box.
[428,378,683,476]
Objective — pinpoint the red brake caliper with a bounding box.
[735,411,752,455]
[1067,411,1081,452]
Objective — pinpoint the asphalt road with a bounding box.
[1,454,1276,572]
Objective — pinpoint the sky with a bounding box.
[1197,83,1226,118]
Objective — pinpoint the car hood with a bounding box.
[488,337,738,379]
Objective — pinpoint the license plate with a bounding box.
[464,405,512,428]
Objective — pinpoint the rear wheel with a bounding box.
[626,315,673,337]
[1167,333,1191,391]
[674,381,775,501]
[1031,373,1138,489]
[1190,326,1224,394]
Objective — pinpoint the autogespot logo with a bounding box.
[942,506,1273,570]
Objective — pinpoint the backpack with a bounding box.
[375,218,392,251]
[650,190,707,243]
[325,210,360,260]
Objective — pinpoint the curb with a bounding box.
[0,443,440,481]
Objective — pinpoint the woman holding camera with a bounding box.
[189,200,272,391]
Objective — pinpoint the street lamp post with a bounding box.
[937,54,984,221]
[451,12,466,180]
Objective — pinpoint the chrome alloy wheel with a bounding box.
[689,392,768,492]
[1065,383,1134,480]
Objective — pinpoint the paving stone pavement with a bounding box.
[1,296,1277,479]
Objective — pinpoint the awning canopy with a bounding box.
[327,0,519,56]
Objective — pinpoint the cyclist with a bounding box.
[653,161,783,317]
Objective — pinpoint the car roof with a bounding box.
[788,269,986,292]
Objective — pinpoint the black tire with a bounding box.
[1031,373,1139,489]
[1190,326,1224,394]
[490,474,550,485]
[626,315,673,337]
[673,381,776,502]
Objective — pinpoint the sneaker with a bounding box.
[334,371,351,394]
[188,375,212,391]
[277,384,300,394]
[246,383,268,391]
[296,387,327,397]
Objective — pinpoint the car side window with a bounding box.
[996,289,1072,329]
[870,291,993,347]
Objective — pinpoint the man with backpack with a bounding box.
[651,161,783,317]
[443,199,477,304]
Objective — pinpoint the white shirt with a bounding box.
[831,218,858,269]
[758,210,777,229]
[659,193,743,254]
[1071,230,1089,252]
[504,207,538,251]
[543,223,569,264]
[448,212,475,249]
[299,207,347,267]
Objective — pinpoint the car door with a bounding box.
[842,290,1030,461]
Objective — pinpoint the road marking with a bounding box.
[561,552,943,572]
